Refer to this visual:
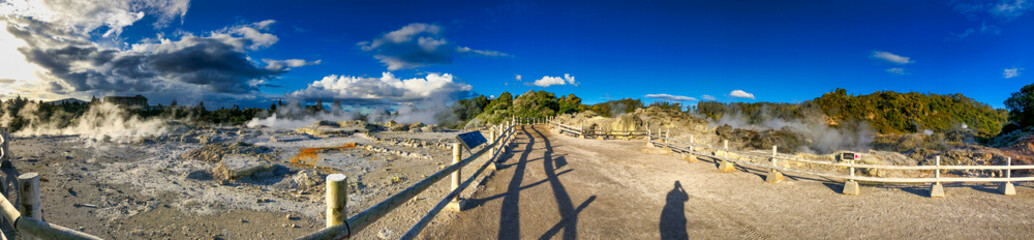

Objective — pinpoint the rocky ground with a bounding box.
[2,121,490,239]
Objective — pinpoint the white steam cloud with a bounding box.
[246,102,357,129]
[2,102,167,143]
[715,111,874,154]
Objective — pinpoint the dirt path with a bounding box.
[424,125,1034,239]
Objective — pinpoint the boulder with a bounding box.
[295,121,355,138]
[216,154,275,180]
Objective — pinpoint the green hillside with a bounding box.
[696,89,1008,138]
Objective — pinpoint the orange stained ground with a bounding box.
[290,142,357,168]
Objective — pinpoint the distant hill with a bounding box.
[46,98,87,105]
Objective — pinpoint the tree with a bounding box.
[590,98,643,117]
[1005,83,1034,129]
[559,94,584,114]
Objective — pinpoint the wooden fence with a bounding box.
[296,121,519,240]
[0,128,103,240]
[549,121,1034,197]
[648,129,1034,197]
[549,120,647,139]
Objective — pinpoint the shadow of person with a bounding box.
[660,181,689,240]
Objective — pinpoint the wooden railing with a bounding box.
[547,119,647,139]
[643,129,1033,197]
[296,122,519,240]
[0,128,103,240]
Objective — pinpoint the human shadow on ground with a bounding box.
[534,126,583,240]
[496,125,535,240]
[659,181,689,240]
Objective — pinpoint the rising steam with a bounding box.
[714,111,875,154]
[4,102,168,143]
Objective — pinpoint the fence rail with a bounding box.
[297,122,519,240]
[547,119,646,139]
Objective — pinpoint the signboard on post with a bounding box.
[456,131,487,149]
[841,152,861,160]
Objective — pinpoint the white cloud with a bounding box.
[263,59,322,71]
[990,0,1031,20]
[290,72,473,103]
[515,74,522,81]
[529,74,578,87]
[3,14,311,103]
[0,0,190,37]
[358,23,507,70]
[886,68,907,75]
[729,90,755,99]
[456,46,508,57]
[645,94,697,102]
[701,94,716,101]
[872,51,913,64]
[1004,67,1022,78]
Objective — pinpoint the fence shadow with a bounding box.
[535,126,585,240]
[497,125,535,240]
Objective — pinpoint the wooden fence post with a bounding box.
[930,156,945,198]
[488,129,498,171]
[447,143,463,211]
[689,135,694,152]
[843,160,859,195]
[326,174,348,228]
[718,140,734,172]
[1001,157,1016,195]
[645,128,652,147]
[665,128,670,143]
[766,145,783,183]
[19,173,42,228]
[579,123,585,139]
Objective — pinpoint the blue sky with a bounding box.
[1,0,1031,108]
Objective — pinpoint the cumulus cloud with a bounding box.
[872,51,913,64]
[290,72,473,104]
[729,90,755,99]
[886,67,907,75]
[645,94,697,102]
[5,18,303,95]
[2,1,316,105]
[515,74,522,81]
[0,0,190,37]
[529,74,578,87]
[358,23,507,70]
[1004,67,1022,78]
[701,94,716,101]
[263,59,321,71]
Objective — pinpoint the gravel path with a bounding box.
[425,125,1034,239]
